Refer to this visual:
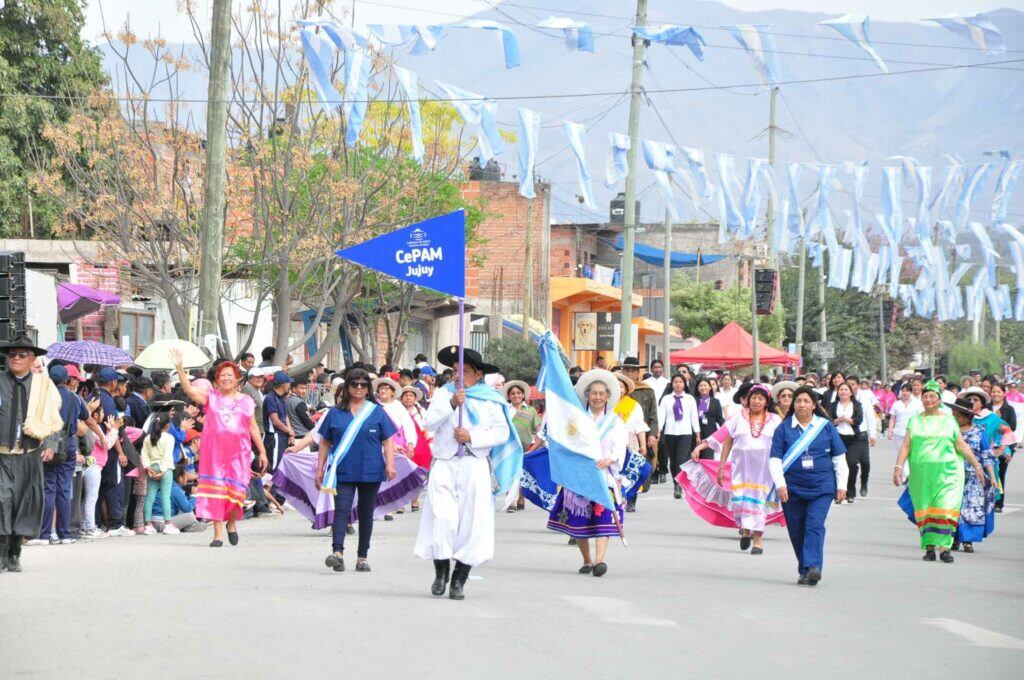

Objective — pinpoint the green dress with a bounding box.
[906,413,965,549]
[511,404,541,451]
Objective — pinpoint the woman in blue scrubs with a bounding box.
[770,386,848,586]
[315,368,397,573]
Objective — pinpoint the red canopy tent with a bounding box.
[669,321,799,369]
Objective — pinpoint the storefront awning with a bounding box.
[57,282,120,324]
[550,276,641,311]
[613,235,727,268]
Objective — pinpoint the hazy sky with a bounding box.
[83,0,1024,44]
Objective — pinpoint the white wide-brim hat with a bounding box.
[574,369,622,410]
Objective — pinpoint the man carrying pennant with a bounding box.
[413,346,523,601]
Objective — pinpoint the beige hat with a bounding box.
[575,369,622,409]
[771,380,799,400]
[502,380,531,401]
[614,372,635,394]
[372,377,400,395]
[399,385,423,401]
[959,386,990,405]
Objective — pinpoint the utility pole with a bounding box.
[662,209,672,366]
[794,235,807,361]
[521,198,535,339]
[765,87,778,269]
[750,256,761,381]
[878,293,888,382]
[818,236,828,372]
[617,0,647,359]
[196,0,232,351]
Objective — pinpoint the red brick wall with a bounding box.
[462,181,547,311]
[70,263,129,342]
[549,224,599,278]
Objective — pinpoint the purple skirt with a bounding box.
[272,450,426,529]
[546,488,623,539]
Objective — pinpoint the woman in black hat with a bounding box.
[947,398,999,553]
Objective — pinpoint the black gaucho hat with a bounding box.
[436,346,500,375]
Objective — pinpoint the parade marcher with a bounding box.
[316,368,398,573]
[769,386,848,586]
[401,385,432,511]
[658,373,700,499]
[989,383,1018,512]
[262,371,295,473]
[716,384,782,554]
[613,373,648,512]
[374,376,418,521]
[504,380,540,512]
[828,383,868,503]
[961,385,1012,513]
[820,371,847,410]
[414,347,519,600]
[0,337,64,570]
[888,383,923,457]
[717,373,739,419]
[546,370,627,577]
[620,357,659,483]
[35,365,87,545]
[694,377,725,456]
[894,381,985,563]
[171,350,268,548]
[772,380,797,421]
[647,359,670,405]
[947,399,998,552]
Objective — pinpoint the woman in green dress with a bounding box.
[894,381,985,563]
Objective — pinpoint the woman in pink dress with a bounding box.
[172,351,268,548]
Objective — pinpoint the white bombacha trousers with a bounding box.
[414,455,495,567]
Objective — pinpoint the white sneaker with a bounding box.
[106,527,135,538]
[142,525,158,535]
[25,538,49,546]
[163,524,181,535]
[59,538,77,545]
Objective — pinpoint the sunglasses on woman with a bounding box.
[348,381,370,389]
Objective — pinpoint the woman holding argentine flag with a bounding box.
[546,368,628,578]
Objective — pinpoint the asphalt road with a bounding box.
[2,441,1021,679]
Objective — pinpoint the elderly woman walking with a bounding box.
[947,399,999,553]
[894,381,985,563]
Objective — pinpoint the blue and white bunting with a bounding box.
[605,133,630,188]
[632,25,707,59]
[434,81,503,164]
[820,13,888,73]
[716,154,745,242]
[914,165,932,242]
[991,159,1023,226]
[457,20,522,68]
[926,14,1006,55]
[343,48,372,146]
[727,25,783,86]
[784,163,805,236]
[394,66,424,162]
[681,147,712,201]
[643,140,680,220]
[299,28,343,110]
[516,107,541,199]
[881,166,903,248]
[954,163,993,231]
[564,121,594,208]
[536,17,595,52]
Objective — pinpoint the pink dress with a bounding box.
[195,389,255,521]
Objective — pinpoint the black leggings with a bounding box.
[660,434,693,485]
[842,435,870,498]
[331,481,381,557]
[996,453,1011,508]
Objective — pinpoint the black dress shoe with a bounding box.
[228,532,239,546]
[449,561,470,600]
[859,484,868,497]
[963,543,974,554]
[750,546,764,556]
[806,566,821,584]
[923,549,937,561]
[325,554,345,572]
[431,559,450,596]
[355,560,371,572]
[673,484,682,499]
[209,539,224,548]
[592,562,608,577]
[659,473,668,484]
[626,499,636,513]
[797,576,810,586]
[739,535,752,551]
[939,550,954,563]
[578,564,593,574]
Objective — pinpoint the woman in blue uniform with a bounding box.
[315,368,397,573]
[769,386,848,586]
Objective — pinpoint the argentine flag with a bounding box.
[536,332,615,508]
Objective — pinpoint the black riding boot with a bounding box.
[431,559,450,596]
[449,561,471,600]
[6,534,22,573]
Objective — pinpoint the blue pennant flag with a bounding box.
[520,447,558,511]
[536,332,615,508]
[335,211,466,298]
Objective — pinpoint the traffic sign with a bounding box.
[807,341,835,359]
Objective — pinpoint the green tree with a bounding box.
[485,337,541,384]
[670,279,785,346]
[948,340,1003,379]
[0,0,106,237]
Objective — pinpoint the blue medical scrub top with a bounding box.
[320,404,397,483]
[770,416,847,498]
[262,391,287,434]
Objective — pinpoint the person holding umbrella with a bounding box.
[0,336,64,572]
[170,349,267,547]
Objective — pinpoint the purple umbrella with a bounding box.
[57,282,120,324]
[46,340,134,367]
